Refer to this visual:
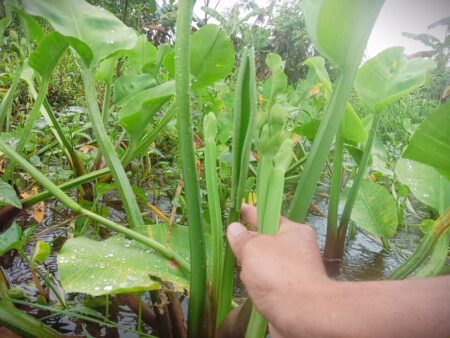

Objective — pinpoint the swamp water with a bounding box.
[1,192,423,337]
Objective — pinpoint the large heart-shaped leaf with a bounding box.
[403,102,450,180]
[302,0,384,70]
[395,159,450,214]
[28,32,70,80]
[118,80,175,140]
[122,34,157,73]
[351,180,398,238]
[355,47,435,112]
[190,24,234,89]
[58,224,189,296]
[23,0,137,65]
[113,73,158,105]
[0,181,21,208]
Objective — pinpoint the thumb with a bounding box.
[227,222,256,261]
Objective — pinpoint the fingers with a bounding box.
[240,203,258,230]
[227,222,257,261]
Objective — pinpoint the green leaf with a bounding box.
[28,32,69,80]
[340,104,367,143]
[414,232,449,277]
[95,56,117,82]
[303,56,367,143]
[403,103,450,180]
[123,34,157,72]
[23,0,137,65]
[58,225,189,296]
[118,80,174,141]
[302,0,384,70]
[32,240,51,264]
[0,181,21,208]
[0,18,11,45]
[10,6,45,43]
[351,180,398,238]
[263,53,288,105]
[0,223,23,256]
[355,47,435,112]
[190,24,235,89]
[395,159,450,214]
[113,73,158,105]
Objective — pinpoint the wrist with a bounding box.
[271,277,337,337]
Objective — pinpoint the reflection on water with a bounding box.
[1,193,427,336]
[307,197,422,281]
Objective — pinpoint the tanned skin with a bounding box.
[227,204,450,338]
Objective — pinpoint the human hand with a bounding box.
[227,204,329,336]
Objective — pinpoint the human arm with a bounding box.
[227,204,450,338]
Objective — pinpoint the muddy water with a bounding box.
[1,192,424,337]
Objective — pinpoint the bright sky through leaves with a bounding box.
[193,0,450,57]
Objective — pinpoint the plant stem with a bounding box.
[175,0,207,335]
[218,48,257,327]
[0,62,22,131]
[3,78,50,181]
[123,100,176,165]
[245,309,266,338]
[288,72,355,222]
[324,130,344,259]
[335,112,382,258]
[21,168,109,208]
[389,209,450,279]
[204,113,224,325]
[83,68,143,228]
[0,140,190,274]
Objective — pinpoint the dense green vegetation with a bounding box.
[0,0,449,337]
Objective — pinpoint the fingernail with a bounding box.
[228,222,245,237]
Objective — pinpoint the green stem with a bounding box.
[288,72,355,222]
[389,209,450,279]
[324,129,344,259]
[102,79,113,125]
[0,140,190,274]
[22,168,109,208]
[3,78,50,181]
[83,68,143,228]
[245,309,266,338]
[0,62,22,131]
[204,113,224,325]
[123,100,176,165]
[218,48,257,327]
[335,113,382,258]
[175,1,207,336]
